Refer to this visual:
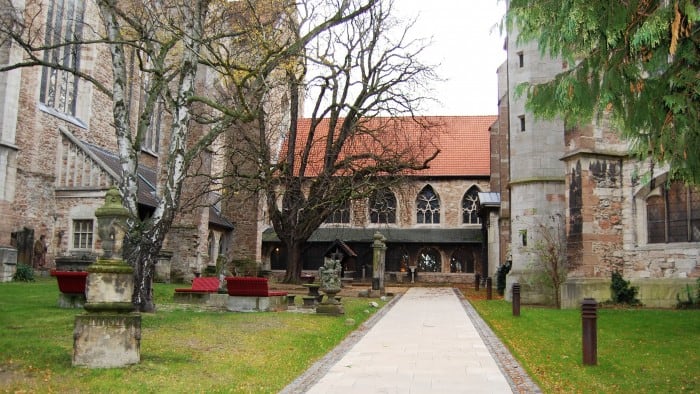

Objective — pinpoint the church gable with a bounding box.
[55,127,117,190]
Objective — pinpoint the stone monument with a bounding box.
[72,187,141,368]
[316,252,344,315]
[371,232,386,295]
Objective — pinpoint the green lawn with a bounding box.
[471,299,700,393]
[0,278,386,393]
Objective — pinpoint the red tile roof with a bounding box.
[415,115,496,176]
[285,115,495,177]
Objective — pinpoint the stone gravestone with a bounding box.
[72,188,141,368]
[372,232,386,296]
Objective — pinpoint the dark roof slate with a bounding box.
[263,227,482,244]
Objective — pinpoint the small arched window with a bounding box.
[416,185,440,224]
[462,186,481,224]
[369,188,397,224]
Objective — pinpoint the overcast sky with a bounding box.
[395,1,506,116]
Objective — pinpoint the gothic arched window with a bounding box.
[369,188,397,224]
[450,248,475,273]
[416,185,440,224]
[647,181,700,243]
[418,248,441,272]
[462,186,481,224]
[40,0,86,117]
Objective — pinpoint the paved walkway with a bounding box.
[282,287,540,394]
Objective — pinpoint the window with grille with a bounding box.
[647,181,700,243]
[72,219,93,249]
[39,0,86,116]
[416,185,440,224]
[369,188,397,224]
[462,187,481,224]
[325,200,350,223]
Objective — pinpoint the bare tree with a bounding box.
[223,0,440,282]
[0,0,377,311]
[527,214,568,308]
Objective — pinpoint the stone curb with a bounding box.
[454,289,542,394]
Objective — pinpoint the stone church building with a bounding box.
[0,0,283,282]
[490,22,700,308]
[261,116,498,283]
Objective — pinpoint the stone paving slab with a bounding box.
[281,287,540,394]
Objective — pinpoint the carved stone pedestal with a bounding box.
[73,313,141,368]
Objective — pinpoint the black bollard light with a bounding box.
[512,282,521,317]
[582,298,598,365]
[486,277,493,300]
[475,273,481,291]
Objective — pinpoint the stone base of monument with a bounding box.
[72,313,141,368]
[58,293,86,309]
[367,289,384,298]
[315,302,345,316]
[226,295,287,312]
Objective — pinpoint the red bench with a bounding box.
[225,277,287,297]
[174,277,220,293]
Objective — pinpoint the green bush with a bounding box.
[13,264,35,282]
[610,271,640,305]
[496,261,512,296]
[676,278,700,309]
[232,258,258,277]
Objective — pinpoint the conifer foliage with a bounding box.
[507,1,700,183]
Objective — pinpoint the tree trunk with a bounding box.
[125,228,165,313]
[131,248,158,313]
[283,240,304,283]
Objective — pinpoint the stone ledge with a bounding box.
[226,295,288,312]
[561,277,698,308]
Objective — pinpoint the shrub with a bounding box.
[676,278,700,309]
[232,259,258,277]
[496,261,512,296]
[13,264,35,282]
[610,271,640,305]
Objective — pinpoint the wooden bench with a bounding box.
[224,277,288,312]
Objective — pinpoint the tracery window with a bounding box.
[462,186,481,224]
[138,55,163,154]
[417,248,441,272]
[40,0,86,116]
[325,200,350,224]
[416,185,440,224]
[369,188,396,224]
[647,181,700,243]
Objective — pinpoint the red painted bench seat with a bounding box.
[50,270,89,294]
[225,277,287,297]
[174,277,220,293]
